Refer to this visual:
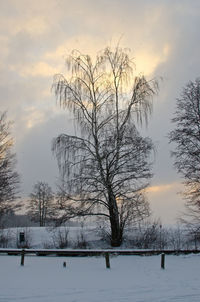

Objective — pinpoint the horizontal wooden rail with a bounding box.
[0,248,200,257]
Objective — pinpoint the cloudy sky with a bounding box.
[0,0,200,224]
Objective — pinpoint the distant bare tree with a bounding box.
[0,112,20,224]
[28,181,54,226]
[169,78,200,228]
[52,46,158,246]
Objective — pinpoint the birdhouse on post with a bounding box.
[19,231,25,245]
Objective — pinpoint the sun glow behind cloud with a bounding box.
[146,182,185,224]
[147,183,175,194]
[135,44,170,76]
[44,35,171,77]
[18,62,58,78]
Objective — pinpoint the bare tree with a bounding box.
[0,112,20,224]
[52,46,158,246]
[169,78,200,227]
[28,181,54,226]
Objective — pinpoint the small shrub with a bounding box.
[95,220,112,246]
[126,220,168,249]
[52,227,70,249]
[0,229,12,248]
[42,241,54,249]
[74,224,88,249]
[168,225,184,250]
[74,232,88,249]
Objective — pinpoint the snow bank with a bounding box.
[1,226,105,249]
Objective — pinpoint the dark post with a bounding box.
[105,252,110,269]
[21,249,25,266]
[63,261,66,268]
[19,232,25,243]
[161,253,165,269]
[159,224,162,250]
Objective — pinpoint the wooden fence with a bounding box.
[0,248,200,257]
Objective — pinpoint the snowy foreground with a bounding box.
[0,254,200,302]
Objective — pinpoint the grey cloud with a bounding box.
[16,111,73,195]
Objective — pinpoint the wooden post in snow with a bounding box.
[105,252,110,269]
[161,253,165,269]
[21,249,25,266]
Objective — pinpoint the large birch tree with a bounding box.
[52,46,158,246]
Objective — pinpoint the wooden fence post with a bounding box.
[105,252,110,269]
[161,253,165,269]
[21,249,25,266]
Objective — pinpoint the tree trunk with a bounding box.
[108,192,122,247]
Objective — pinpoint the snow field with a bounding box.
[0,254,200,301]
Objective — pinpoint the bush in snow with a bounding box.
[0,228,13,248]
[51,227,70,249]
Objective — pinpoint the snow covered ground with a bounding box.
[0,253,200,301]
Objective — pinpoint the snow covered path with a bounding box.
[0,254,199,301]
